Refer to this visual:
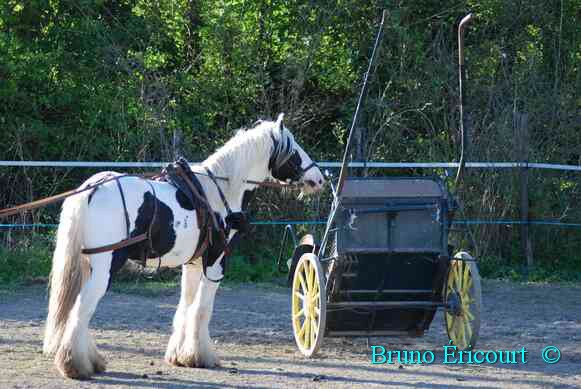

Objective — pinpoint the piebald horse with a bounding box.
[43,114,324,379]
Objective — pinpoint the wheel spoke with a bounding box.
[310,317,317,346]
[462,295,473,306]
[463,264,470,293]
[298,271,307,294]
[465,309,474,321]
[446,314,454,333]
[461,321,468,348]
[304,317,311,348]
[465,276,473,292]
[294,291,305,301]
[305,263,313,291]
[465,320,473,344]
[453,316,463,343]
[455,262,463,290]
[298,319,307,340]
[293,308,305,319]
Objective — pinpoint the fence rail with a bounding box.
[1,161,580,232]
[2,219,581,230]
[1,160,581,171]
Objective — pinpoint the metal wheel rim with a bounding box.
[291,253,326,357]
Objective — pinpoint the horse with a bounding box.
[42,114,325,379]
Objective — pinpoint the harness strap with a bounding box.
[82,233,148,255]
[143,180,159,255]
[0,173,158,220]
[115,178,130,237]
[204,167,232,215]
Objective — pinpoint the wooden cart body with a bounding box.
[324,177,453,337]
[287,176,481,356]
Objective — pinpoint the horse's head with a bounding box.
[268,113,325,195]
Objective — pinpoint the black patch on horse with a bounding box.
[108,192,177,287]
[108,247,129,289]
[175,189,194,210]
[127,191,177,261]
[203,212,227,271]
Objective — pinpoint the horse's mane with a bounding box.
[201,120,276,189]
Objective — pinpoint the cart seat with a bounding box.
[340,177,445,199]
[336,177,451,255]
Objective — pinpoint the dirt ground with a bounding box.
[0,280,579,388]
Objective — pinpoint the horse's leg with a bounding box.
[54,252,111,379]
[177,266,222,368]
[165,262,202,366]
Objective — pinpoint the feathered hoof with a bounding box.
[165,350,184,367]
[43,335,62,357]
[55,346,94,380]
[90,351,107,374]
[177,349,221,369]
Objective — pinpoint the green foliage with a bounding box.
[0,235,53,288]
[479,255,581,283]
[226,254,283,283]
[0,1,580,274]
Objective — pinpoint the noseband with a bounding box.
[269,132,318,183]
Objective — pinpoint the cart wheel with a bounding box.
[444,251,482,351]
[291,253,326,357]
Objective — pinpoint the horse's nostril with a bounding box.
[305,180,316,188]
[318,179,323,185]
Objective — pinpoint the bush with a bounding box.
[0,236,53,288]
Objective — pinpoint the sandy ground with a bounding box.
[0,280,580,388]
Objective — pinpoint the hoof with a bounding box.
[165,352,184,367]
[55,346,94,380]
[91,351,107,374]
[177,349,221,368]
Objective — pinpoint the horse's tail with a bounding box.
[43,190,92,355]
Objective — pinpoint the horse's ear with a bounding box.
[276,112,285,133]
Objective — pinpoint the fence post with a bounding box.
[515,112,534,270]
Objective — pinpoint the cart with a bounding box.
[287,176,481,356]
[283,12,482,357]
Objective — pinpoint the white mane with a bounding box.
[200,120,277,194]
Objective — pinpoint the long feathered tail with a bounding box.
[43,191,91,355]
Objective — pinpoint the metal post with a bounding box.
[455,13,473,187]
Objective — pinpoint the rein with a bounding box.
[0,173,162,220]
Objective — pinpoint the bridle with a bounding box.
[199,122,319,235]
[268,126,318,184]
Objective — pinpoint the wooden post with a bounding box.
[515,112,534,270]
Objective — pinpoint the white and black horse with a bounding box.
[43,114,324,379]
